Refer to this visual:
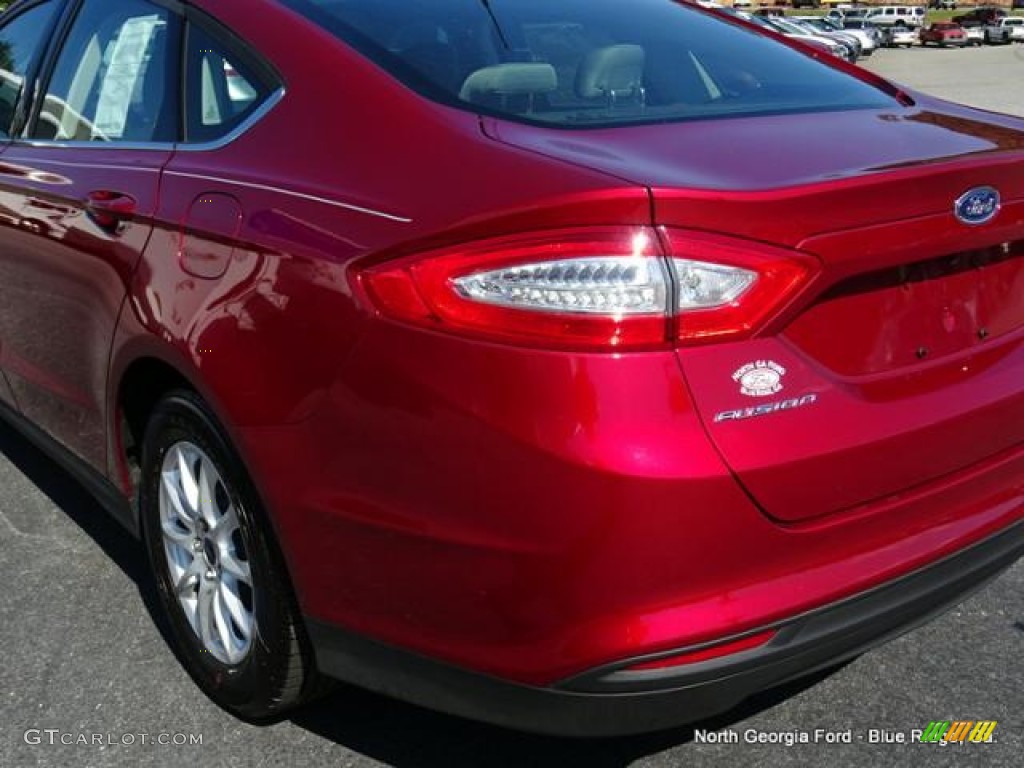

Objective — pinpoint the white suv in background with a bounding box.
[865,6,927,28]
[998,17,1024,41]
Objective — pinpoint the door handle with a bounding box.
[85,190,137,231]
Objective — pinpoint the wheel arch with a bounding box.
[108,343,310,608]
[114,356,196,498]
[106,341,272,540]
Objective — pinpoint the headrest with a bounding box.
[459,63,558,103]
[575,44,645,100]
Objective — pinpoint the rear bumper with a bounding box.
[308,519,1024,737]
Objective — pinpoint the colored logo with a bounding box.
[732,360,785,397]
[954,187,1000,225]
[919,721,996,743]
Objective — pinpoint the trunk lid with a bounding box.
[486,101,1024,522]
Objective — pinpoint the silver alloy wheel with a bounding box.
[159,441,254,665]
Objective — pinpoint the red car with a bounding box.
[1,0,1023,737]
[920,21,969,46]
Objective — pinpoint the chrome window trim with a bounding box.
[14,139,178,151]
[12,87,284,152]
[180,86,285,152]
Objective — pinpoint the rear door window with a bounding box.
[31,0,180,143]
[183,21,276,144]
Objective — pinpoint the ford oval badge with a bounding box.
[954,187,1000,226]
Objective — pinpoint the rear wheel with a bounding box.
[140,390,323,720]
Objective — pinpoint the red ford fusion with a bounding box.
[1,0,1022,736]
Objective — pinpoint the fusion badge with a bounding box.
[714,394,818,423]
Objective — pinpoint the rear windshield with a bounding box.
[280,0,899,128]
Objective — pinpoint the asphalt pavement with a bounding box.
[2,43,1023,768]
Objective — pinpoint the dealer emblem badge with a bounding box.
[733,360,785,398]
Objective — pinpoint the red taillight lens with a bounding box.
[664,229,819,345]
[356,227,818,350]
[359,227,671,350]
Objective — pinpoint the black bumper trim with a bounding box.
[306,520,1024,737]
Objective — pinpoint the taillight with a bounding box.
[359,227,670,350]
[665,229,818,345]
[357,227,818,350]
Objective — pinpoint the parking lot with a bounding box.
[863,42,1024,117]
[2,41,1023,768]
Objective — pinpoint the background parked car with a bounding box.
[723,9,852,60]
[767,16,860,60]
[960,21,985,46]
[865,6,927,29]
[919,21,968,46]
[998,16,1024,41]
[953,6,1007,25]
[842,8,872,21]
[886,25,921,47]
[840,19,886,50]
[797,15,878,56]
[983,20,1013,44]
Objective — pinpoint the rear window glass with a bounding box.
[280,0,899,128]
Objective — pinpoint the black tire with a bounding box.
[140,390,323,720]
